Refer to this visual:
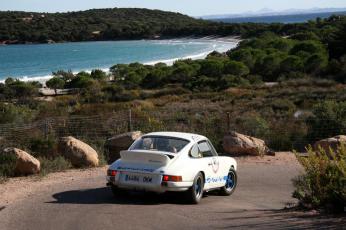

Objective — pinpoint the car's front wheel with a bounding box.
[186,172,204,204]
[219,168,237,196]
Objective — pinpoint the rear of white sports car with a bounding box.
[106,134,194,193]
[106,149,193,193]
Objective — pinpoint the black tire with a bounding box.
[110,185,126,197]
[186,172,204,204]
[219,168,237,196]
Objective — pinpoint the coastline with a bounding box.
[0,36,240,84]
[0,35,241,46]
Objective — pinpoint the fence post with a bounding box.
[44,118,49,140]
[128,109,132,132]
[226,112,231,134]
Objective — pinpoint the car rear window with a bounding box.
[130,136,190,153]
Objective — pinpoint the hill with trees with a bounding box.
[0,8,221,44]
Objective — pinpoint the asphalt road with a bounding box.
[0,160,345,230]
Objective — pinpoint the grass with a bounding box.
[0,153,17,178]
[38,156,72,176]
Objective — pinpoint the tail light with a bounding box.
[107,169,117,177]
[162,175,182,182]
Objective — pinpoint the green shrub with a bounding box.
[267,132,293,151]
[38,156,72,176]
[307,101,346,142]
[293,146,346,212]
[46,77,65,90]
[29,137,59,158]
[0,103,35,124]
[0,153,17,179]
[235,115,269,138]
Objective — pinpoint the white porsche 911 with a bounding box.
[106,132,237,204]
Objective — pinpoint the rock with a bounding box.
[58,136,99,167]
[313,135,346,155]
[2,148,40,175]
[104,131,142,162]
[223,131,272,156]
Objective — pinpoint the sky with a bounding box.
[0,0,346,16]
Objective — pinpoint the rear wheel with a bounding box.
[186,172,204,204]
[110,185,126,197]
[219,168,237,196]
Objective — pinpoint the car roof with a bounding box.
[143,132,206,143]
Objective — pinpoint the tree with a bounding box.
[46,77,65,93]
[185,75,215,91]
[256,53,284,81]
[328,21,346,59]
[52,70,75,82]
[170,61,197,83]
[198,59,224,78]
[280,55,304,73]
[90,69,107,80]
[4,80,38,99]
[228,48,259,70]
[290,41,326,57]
[223,60,249,77]
[290,32,320,41]
[305,54,328,74]
[268,38,293,52]
[68,75,94,88]
[141,67,169,89]
[326,56,346,83]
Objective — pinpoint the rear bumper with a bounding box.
[106,175,193,193]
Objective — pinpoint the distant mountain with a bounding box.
[201,7,346,19]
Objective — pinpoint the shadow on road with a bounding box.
[49,186,196,205]
[214,209,346,229]
[47,187,346,229]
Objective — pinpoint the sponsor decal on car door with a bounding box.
[197,140,224,189]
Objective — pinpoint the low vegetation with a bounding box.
[38,156,72,176]
[293,146,346,213]
[0,153,17,181]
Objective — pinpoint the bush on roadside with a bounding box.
[29,137,59,158]
[38,156,72,176]
[293,146,346,213]
[0,153,17,180]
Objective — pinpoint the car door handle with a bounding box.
[208,163,213,166]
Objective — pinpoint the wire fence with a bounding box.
[0,109,344,152]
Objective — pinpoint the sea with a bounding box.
[0,39,238,82]
[210,11,346,24]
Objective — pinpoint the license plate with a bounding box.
[125,174,140,182]
[124,174,153,183]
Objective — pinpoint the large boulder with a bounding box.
[313,135,346,155]
[223,131,273,156]
[3,148,40,175]
[104,131,142,163]
[58,136,99,167]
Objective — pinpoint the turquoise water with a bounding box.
[0,39,237,81]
